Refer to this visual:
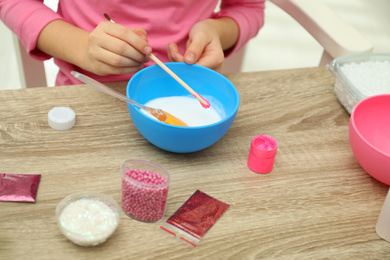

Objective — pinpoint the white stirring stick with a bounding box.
[104,13,210,109]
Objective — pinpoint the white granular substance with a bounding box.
[334,60,390,114]
[59,198,119,246]
[142,96,223,126]
[340,60,390,96]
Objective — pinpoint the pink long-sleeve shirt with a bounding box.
[0,0,265,86]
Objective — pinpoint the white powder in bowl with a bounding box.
[142,96,223,127]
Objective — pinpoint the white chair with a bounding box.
[13,0,373,87]
[12,35,48,88]
[222,0,373,73]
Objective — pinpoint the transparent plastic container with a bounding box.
[327,53,390,114]
[56,191,121,246]
[120,159,170,223]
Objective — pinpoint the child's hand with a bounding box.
[84,21,152,75]
[166,20,225,73]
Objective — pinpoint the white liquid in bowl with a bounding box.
[142,96,223,127]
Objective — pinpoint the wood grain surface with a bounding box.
[1,67,389,259]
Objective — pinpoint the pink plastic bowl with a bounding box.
[349,94,390,185]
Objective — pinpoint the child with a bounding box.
[0,1,265,86]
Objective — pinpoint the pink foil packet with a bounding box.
[0,173,41,202]
[160,190,230,247]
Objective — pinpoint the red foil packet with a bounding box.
[0,173,41,202]
[160,190,230,246]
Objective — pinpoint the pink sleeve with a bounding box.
[213,0,265,55]
[0,0,64,60]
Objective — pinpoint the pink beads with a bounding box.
[120,160,170,223]
[124,169,167,185]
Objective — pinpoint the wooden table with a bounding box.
[1,67,389,259]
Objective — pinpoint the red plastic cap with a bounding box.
[248,135,278,174]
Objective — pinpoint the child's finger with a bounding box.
[103,22,152,55]
[132,27,148,41]
[183,35,207,64]
[166,42,184,62]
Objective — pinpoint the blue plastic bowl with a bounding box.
[126,63,239,153]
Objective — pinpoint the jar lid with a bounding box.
[248,135,278,174]
[48,107,76,130]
